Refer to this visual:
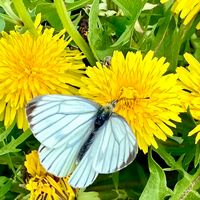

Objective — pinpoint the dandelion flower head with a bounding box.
[0,16,85,130]
[160,0,200,29]
[176,53,200,143]
[25,150,75,200]
[79,51,182,153]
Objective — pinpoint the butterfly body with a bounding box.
[78,101,116,161]
[93,101,116,130]
[26,95,138,188]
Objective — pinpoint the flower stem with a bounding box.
[12,0,38,37]
[54,0,96,66]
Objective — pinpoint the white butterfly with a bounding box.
[26,94,138,188]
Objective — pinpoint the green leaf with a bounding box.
[87,0,97,56]
[88,0,117,60]
[0,122,15,142]
[140,150,173,200]
[66,0,93,11]
[111,172,119,190]
[111,24,133,47]
[194,144,200,167]
[36,1,92,30]
[170,167,200,200]
[151,10,172,56]
[0,16,5,31]
[88,0,147,60]
[154,145,177,169]
[35,3,63,30]
[0,129,32,155]
[191,32,200,61]
[112,0,146,19]
[111,0,147,47]
[0,154,23,165]
[0,176,12,198]
[88,0,104,60]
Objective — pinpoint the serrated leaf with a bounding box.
[111,0,147,47]
[184,191,200,200]
[112,0,146,19]
[139,150,173,200]
[0,129,32,155]
[0,122,15,142]
[170,167,200,200]
[88,0,147,60]
[111,24,133,47]
[0,137,20,155]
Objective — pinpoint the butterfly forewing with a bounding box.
[26,95,99,148]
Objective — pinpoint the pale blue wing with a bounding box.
[69,136,99,188]
[93,114,138,174]
[26,95,99,148]
[38,141,80,177]
[69,114,138,188]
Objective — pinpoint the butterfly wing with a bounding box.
[68,141,98,188]
[26,95,99,148]
[68,114,137,188]
[92,114,138,174]
[26,95,137,187]
[39,142,80,177]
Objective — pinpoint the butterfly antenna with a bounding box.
[117,96,150,104]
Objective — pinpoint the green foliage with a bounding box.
[140,151,173,200]
[88,0,148,60]
[0,176,12,198]
[0,15,5,31]
[0,0,200,199]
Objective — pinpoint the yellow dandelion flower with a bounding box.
[25,151,75,200]
[0,25,85,130]
[176,53,200,143]
[161,0,200,29]
[172,0,200,27]
[79,51,182,153]
[160,0,169,3]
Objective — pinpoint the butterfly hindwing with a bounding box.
[69,133,100,188]
[26,95,99,148]
[68,114,138,187]
[68,150,98,188]
[92,114,138,174]
[38,114,96,177]
[39,141,80,177]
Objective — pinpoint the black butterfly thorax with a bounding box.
[77,104,114,161]
[93,106,113,131]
